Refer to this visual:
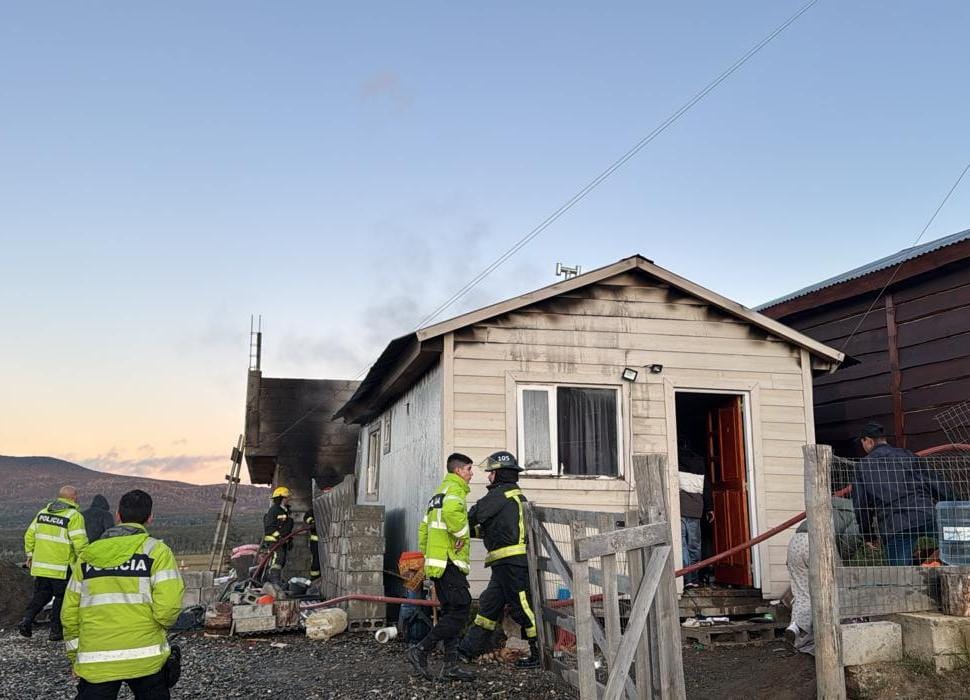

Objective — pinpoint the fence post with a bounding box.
[525,503,549,670]
[803,444,846,700]
[633,453,686,700]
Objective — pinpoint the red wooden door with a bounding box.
[711,396,753,586]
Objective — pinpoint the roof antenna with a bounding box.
[556,262,582,280]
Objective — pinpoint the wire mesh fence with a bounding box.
[803,445,970,618]
[936,400,970,446]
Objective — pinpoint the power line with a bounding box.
[412,0,821,331]
[838,159,970,355]
[270,1,822,436]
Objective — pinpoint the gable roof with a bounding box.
[335,254,844,424]
[758,228,970,315]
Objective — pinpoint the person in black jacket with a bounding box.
[852,422,951,566]
[304,511,320,581]
[262,487,294,584]
[81,495,115,543]
[457,451,539,669]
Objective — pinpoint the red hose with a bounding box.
[302,594,439,610]
[252,526,312,579]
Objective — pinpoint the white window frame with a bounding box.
[516,383,624,478]
[365,428,381,498]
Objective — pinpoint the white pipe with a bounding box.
[374,626,398,643]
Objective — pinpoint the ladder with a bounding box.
[209,434,244,576]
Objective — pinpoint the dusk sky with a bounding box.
[2,3,969,485]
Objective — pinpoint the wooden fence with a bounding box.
[526,454,685,700]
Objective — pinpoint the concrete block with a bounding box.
[349,505,384,521]
[337,570,383,590]
[181,571,214,588]
[181,588,202,607]
[340,554,384,571]
[200,586,220,605]
[842,622,902,666]
[339,536,384,555]
[341,519,382,537]
[342,600,386,620]
[891,612,970,660]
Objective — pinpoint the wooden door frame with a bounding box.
[662,378,764,591]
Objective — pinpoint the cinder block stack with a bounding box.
[181,570,218,608]
[320,501,386,628]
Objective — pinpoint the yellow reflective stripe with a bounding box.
[67,578,83,593]
[428,521,448,530]
[484,544,527,564]
[474,614,498,631]
[424,558,449,569]
[77,642,168,664]
[504,489,523,499]
[150,569,181,585]
[309,535,319,542]
[68,529,87,538]
[80,593,151,608]
[65,638,79,651]
[450,559,469,572]
[518,590,537,638]
[452,524,469,538]
[32,561,68,572]
[35,533,70,544]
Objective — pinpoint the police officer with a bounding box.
[262,486,294,584]
[61,489,185,699]
[303,510,321,581]
[407,453,476,682]
[458,451,540,669]
[20,485,89,640]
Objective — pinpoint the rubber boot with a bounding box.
[407,640,433,681]
[440,651,476,682]
[17,617,32,639]
[516,639,540,669]
[49,622,64,642]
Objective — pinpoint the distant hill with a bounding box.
[0,455,269,529]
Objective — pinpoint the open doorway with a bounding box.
[675,392,754,588]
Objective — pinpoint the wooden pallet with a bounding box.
[681,620,784,646]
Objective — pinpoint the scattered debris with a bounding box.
[306,608,348,641]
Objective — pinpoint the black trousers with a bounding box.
[76,669,169,699]
[309,539,321,579]
[459,563,536,659]
[24,575,68,632]
[422,561,471,653]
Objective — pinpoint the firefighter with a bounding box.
[304,510,320,581]
[61,489,185,699]
[19,485,89,641]
[458,451,540,669]
[407,453,476,682]
[262,486,293,584]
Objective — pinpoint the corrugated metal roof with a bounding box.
[758,228,970,310]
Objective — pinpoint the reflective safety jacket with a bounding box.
[418,473,470,578]
[24,498,89,579]
[468,482,528,567]
[303,512,319,545]
[61,524,184,684]
[263,502,293,545]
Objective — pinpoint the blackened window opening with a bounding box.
[557,387,618,476]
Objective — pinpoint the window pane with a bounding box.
[558,387,618,476]
[522,389,552,470]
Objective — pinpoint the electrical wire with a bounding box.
[838,160,970,355]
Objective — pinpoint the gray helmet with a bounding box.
[480,451,523,472]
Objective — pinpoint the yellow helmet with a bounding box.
[272,486,291,499]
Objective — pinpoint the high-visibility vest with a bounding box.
[417,473,471,578]
[61,525,185,684]
[24,499,88,579]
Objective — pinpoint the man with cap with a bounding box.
[852,422,951,566]
[261,486,294,584]
[458,451,540,669]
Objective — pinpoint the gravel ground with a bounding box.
[0,627,575,699]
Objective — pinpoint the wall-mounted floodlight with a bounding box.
[621,367,639,382]
[647,364,664,374]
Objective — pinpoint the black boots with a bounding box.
[17,618,32,638]
[440,652,476,682]
[516,639,540,669]
[407,643,433,680]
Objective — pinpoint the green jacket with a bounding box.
[24,498,88,580]
[61,523,185,684]
[418,473,471,578]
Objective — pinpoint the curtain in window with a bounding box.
[557,387,617,476]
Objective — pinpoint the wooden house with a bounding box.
[335,255,844,598]
[760,228,970,456]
